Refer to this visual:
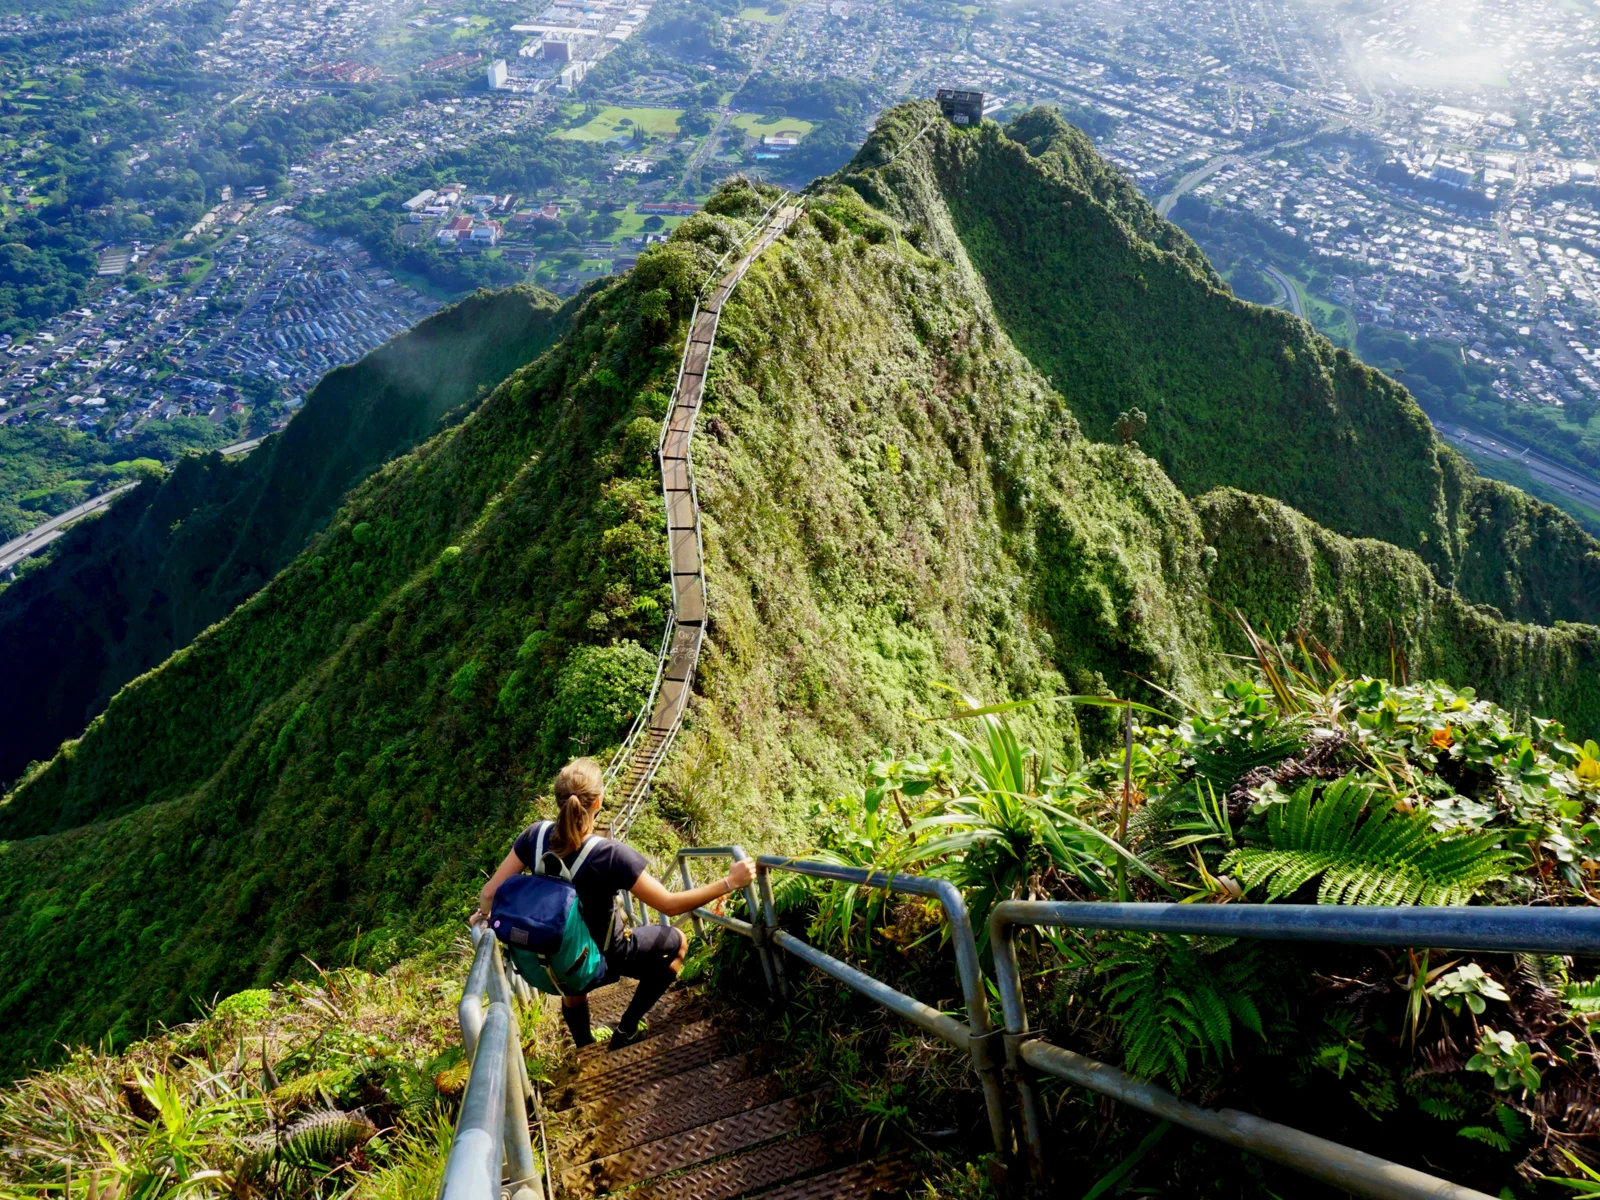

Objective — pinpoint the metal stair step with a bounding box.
[747,1156,908,1199]
[576,1017,721,1082]
[552,1029,729,1107]
[567,1053,758,1126]
[584,983,700,1031]
[603,1129,844,1200]
[557,1074,788,1163]
[560,1093,826,1197]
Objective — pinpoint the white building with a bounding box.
[486,59,508,90]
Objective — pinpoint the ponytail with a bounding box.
[552,757,604,854]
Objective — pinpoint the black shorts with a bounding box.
[593,923,684,989]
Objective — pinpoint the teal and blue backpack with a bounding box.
[490,822,609,995]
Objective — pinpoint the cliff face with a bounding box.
[0,286,569,792]
[856,105,1600,627]
[2,111,1597,1078]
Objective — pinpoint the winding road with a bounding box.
[1263,264,1306,319]
[0,435,266,573]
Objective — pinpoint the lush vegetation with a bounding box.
[4,122,1600,1200]
[844,103,1600,629]
[744,660,1600,1193]
[0,285,569,799]
[0,937,572,1200]
[0,418,235,541]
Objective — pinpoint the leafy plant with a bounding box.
[1222,777,1517,904]
[1466,1029,1541,1095]
[1094,934,1268,1087]
[1426,963,1510,1017]
[1564,978,1600,1020]
[1547,1148,1600,1194]
[1457,1103,1525,1153]
[97,1068,259,1200]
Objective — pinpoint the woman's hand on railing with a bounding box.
[727,856,755,892]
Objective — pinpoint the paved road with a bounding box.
[0,484,139,572]
[1156,154,1240,217]
[1262,264,1306,319]
[0,435,267,573]
[1432,417,1600,513]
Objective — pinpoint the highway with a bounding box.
[0,435,266,574]
[1263,264,1306,319]
[1431,417,1600,514]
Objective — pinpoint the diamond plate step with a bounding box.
[584,981,699,1030]
[558,1074,788,1163]
[588,1129,845,1200]
[550,1031,730,1109]
[563,1053,759,1126]
[561,1092,824,1196]
[576,1017,723,1083]
[749,1157,908,1199]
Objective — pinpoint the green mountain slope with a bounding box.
[2,113,1597,1077]
[862,105,1600,627]
[0,286,569,797]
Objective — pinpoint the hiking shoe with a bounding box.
[607,1022,648,1052]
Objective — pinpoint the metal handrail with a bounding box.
[443,928,544,1200]
[989,900,1600,1198]
[664,849,1010,1165]
[602,614,676,792]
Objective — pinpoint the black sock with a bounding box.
[562,1001,594,1048]
[617,972,673,1038]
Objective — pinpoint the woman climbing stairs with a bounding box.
[546,979,907,1199]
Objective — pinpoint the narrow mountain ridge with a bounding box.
[2,109,1597,1078]
[0,285,570,793]
[852,104,1600,627]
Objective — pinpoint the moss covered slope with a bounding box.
[1200,487,1600,730]
[852,103,1600,628]
[0,285,569,809]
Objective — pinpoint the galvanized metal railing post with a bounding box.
[755,862,790,1001]
[440,1001,509,1200]
[926,876,1009,1174]
[680,857,705,940]
[756,856,1011,1163]
[672,846,778,998]
[990,908,1048,1185]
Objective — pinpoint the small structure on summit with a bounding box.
[937,88,985,126]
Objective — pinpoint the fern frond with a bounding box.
[1094,934,1272,1087]
[1565,978,1600,1017]
[1225,778,1515,906]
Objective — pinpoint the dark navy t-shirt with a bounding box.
[511,823,648,947]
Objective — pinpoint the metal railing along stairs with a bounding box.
[601,195,802,845]
[650,850,1600,1200]
[442,927,551,1200]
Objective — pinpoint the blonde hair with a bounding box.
[552,757,604,854]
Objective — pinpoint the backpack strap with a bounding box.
[567,833,604,879]
[531,822,553,876]
[567,834,620,953]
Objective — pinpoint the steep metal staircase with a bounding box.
[601,196,803,842]
[547,980,905,1199]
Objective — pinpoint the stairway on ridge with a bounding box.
[544,978,907,1199]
